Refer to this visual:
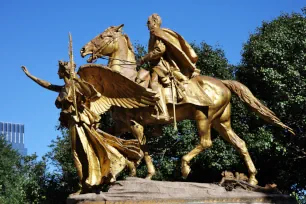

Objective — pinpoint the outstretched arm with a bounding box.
[21,66,62,92]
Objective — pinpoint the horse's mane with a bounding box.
[123,34,134,52]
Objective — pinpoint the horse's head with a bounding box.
[80,24,125,63]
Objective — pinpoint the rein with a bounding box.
[91,34,139,68]
[100,56,137,65]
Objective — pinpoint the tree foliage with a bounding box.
[0,137,47,204]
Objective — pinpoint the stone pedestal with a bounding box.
[67,177,296,204]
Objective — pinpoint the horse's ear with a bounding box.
[115,24,124,32]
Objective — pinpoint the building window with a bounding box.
[8,123,11,132]
[21,125,24,133]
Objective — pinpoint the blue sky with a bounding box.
[0,0,304,159]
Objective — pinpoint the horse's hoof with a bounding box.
[145,174,153,180]
[130,172,136,177]
[110,177,117,183]
[129,169,137,177]
[248,176,258,186]
[181,165,191,179]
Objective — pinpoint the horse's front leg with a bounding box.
[130,120,156,179]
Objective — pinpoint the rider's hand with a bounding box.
[21,66,30,76]
[136,57,145,66]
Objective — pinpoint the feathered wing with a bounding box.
[78,64,159,115]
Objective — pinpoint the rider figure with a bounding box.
[138,13,201,121]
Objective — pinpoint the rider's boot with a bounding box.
[151,85,171,121]
[153,100,171,121]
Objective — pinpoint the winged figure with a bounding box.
[21,60,158,193]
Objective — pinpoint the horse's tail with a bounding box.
[221,80,295,135]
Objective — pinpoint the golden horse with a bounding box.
[79,24,294,185]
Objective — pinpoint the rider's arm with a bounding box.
[21,66,62,92]
[142,39,166,62]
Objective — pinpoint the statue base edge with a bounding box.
[67,177,296,204]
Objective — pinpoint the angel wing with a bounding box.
[77,64,159,115]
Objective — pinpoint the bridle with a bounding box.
[89,32,138,67]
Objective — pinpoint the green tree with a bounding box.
[236,8,306,195]
[0,136,24,203]
[192,42,234,79]
[21,154,48,203]
[0,136,47,204]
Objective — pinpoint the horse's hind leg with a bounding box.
[130,120,156,180]
[213,103,258,185]
[181,109,212,178]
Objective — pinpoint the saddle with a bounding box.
[136,68,213,107]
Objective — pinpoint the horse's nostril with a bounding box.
[81,47,85,52]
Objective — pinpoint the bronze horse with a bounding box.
[79,24,294,185]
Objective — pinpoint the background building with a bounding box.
[0,122,27,156]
